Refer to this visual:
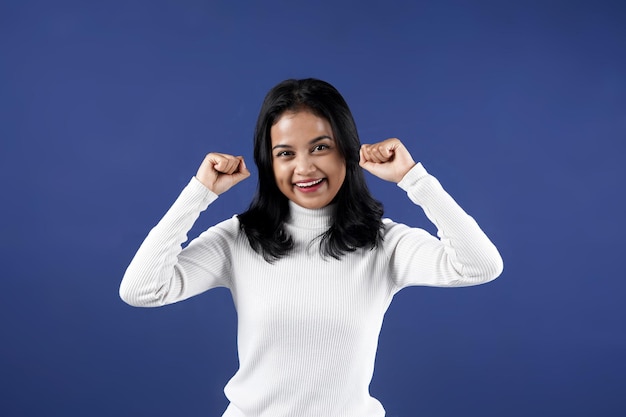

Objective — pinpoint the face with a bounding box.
[270,110,346,209]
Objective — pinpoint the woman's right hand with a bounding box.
[195,153,251,195]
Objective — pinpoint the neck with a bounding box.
[287,201,335,230]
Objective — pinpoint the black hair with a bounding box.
[237,78,384,262]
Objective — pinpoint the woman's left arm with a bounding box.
[360,139,503,288]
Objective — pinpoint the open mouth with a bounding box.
[295,178,324,188]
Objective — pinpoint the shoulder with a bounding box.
[381,217,415,233]
[188,215,253,259]
[206,215,244,239]
[189,216,246,252]
[381,217,432,247]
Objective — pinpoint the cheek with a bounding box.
[273,163,290,184]
[335,160,347,181]
[338,169,347,187]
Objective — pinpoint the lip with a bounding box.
[294,178,323,186]
[293,178,326,193]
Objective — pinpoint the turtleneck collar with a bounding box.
[287,201,335,230]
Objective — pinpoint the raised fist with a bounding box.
[359,138,416,183]
[195,153,251,195]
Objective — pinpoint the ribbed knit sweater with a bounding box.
[120,162,503,417]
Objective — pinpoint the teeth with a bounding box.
[296,179,323,188]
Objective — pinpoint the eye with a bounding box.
[312,144,330,152]
[275,150,294,158]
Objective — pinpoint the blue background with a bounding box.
[1,0,625,416]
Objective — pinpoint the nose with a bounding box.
[294,154,315,176]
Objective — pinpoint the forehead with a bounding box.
[270,110,333,145]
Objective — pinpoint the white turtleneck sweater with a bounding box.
[120,163,503,417]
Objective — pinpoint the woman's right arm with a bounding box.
[119,153,250,307]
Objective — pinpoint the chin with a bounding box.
[292,198,330,210]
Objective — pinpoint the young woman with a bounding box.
[120,78,503,417]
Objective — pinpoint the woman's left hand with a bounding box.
[359,138,416,183]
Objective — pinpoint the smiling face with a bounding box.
[270,110,346,209]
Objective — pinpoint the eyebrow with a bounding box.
[271,135,333,151]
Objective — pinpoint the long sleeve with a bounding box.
[385,163,503,290]
[119,177,234,307]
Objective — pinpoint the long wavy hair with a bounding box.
[237,78,384,262]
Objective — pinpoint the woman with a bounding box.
[120,78,503,417]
